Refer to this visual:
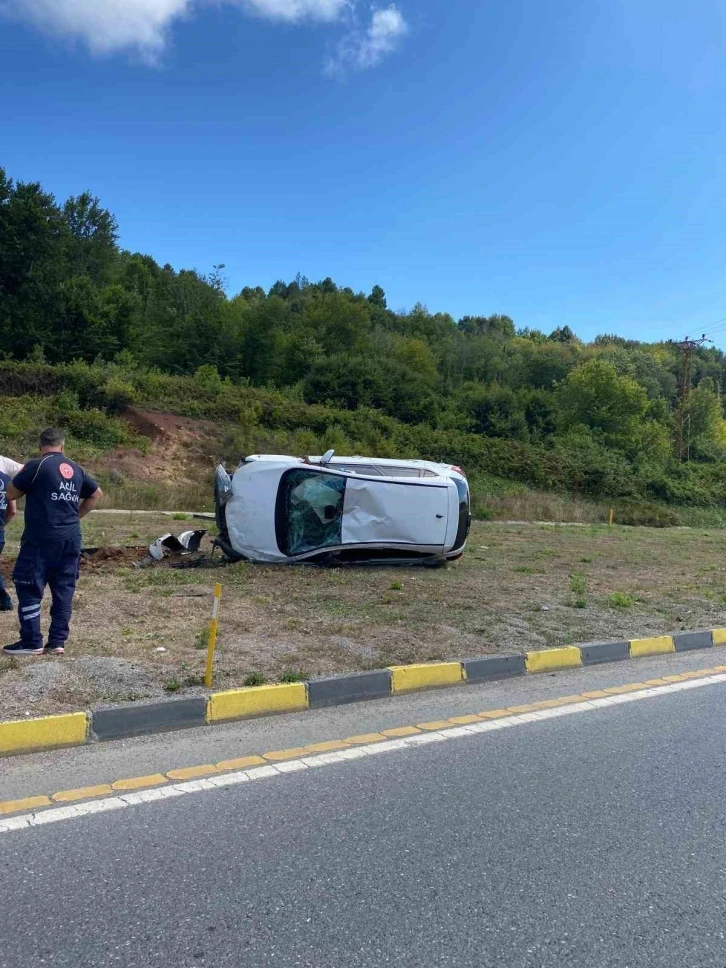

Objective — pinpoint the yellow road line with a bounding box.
[52,784,113,803]
[0,795,52,815]
[304,740,349,753]
[344,732,387,745]
[167,765,220,781]
[112,774,168,791]
[417,720,456,731]
[263,748,308,762]
[216,755,266,771]
[382,726,422,737]
[3,665,726,819]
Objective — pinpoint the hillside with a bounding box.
[3,166,726,524]
[0,359,722,527]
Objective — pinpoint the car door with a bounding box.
[340,477,450,548]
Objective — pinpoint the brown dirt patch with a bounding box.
[81,547,149,568]
[94,407,223,489]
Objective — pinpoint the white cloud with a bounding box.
[327,5,407,73]
[238,0,347,23]
[354,6,407,68]
[1,0,193,58]
[1,0,404,67]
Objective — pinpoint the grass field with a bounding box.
[0,513,725,718]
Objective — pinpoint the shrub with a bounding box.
[613,502,679,528]
[62,408,132,449]
[243,672,265,687]
[194,364,223,397]
[279,670,305,683]
[102,376,137,412]
[608,592,636,608]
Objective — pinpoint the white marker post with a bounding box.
[204,583,222,689]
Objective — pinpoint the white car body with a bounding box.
[215,454,471,565]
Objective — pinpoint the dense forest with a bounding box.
[2,166,726,521]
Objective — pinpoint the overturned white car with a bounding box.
[214,452,471,565]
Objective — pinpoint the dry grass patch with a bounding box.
[0,521,724,717]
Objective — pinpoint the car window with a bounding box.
[374,465,439,478]
[275,469,347,556]
[329,463,383,476]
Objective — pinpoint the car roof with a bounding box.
[244,454,457,473]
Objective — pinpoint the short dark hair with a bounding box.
[40,427,66,448]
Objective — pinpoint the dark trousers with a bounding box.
[12,537,81,648]
[0,532,7,598]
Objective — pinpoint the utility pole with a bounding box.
[672,335,710,462]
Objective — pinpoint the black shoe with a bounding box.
[0,593,13,612]
[44,644,65,656]
[3,641,44,656]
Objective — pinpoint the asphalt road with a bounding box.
[3,653,726,967]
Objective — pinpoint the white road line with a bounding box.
[3,673,726,836]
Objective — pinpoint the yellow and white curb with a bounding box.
[1,626,725,758]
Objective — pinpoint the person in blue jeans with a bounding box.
[0,469,18,611]
[3,428,103,657]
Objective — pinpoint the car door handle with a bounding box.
[436,514,444,518]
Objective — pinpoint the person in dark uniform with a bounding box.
[3,428,103,657]
[0,469,18,611]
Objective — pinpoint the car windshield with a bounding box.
[275,468,347,556]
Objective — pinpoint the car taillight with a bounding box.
[451,465,466,478]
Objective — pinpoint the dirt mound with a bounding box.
[92,406,223,488]
[122,407,205,442]
[81,547,148,568]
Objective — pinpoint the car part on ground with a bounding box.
[178,529,207,552]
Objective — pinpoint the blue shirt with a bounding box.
[13,453,99,543]
[0,470,10,532]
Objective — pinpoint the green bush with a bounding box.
[102,376,137,412]
[608,592,637,608]
[62,408,133,449]
[612,501,679,528]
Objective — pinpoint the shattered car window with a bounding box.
[275,469,346,556]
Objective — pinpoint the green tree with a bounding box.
[683,384,726,459]
[63,192,118,285]
[558,359,649,450]
[456,384,528,440]
[459,314,515,340]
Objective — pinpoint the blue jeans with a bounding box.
[12,537,81,648]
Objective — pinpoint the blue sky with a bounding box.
[2,0,726,344]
